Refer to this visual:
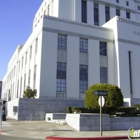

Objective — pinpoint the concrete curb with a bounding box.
[46,136,128,140]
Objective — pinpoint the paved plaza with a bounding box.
[0,117,129,140]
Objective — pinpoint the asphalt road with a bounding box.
[0,135,43,140]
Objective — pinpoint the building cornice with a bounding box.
[44,15,113,32]
[117,16,140,26]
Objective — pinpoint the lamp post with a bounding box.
[94,91,107,136]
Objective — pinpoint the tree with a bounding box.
[23,86,37,98]
[85,83,123,109]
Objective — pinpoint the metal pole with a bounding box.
[100,96,102,136]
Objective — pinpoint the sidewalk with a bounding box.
[0,117,128,140]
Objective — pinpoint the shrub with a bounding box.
[66,107,100,113]
[23,86,37,98]
[133,104,140,114]
[85,83,123,109]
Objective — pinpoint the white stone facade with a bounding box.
[2,0,140,101]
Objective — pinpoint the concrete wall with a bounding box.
[111,117,140,130]
[7,98,19,120]
[66,113,140,131]
[7,98,84,120]
[66,113,110,131]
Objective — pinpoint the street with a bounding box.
[0,135,43,140]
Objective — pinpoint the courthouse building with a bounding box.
[2,0,140,105]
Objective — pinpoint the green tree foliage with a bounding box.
[85,83,123,109]
[23,86,37,98]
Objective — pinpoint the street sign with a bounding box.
[94,90,107,96]
[98,96,105,107]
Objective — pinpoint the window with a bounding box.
[17,80,19,98]
[30,46,32,59]
[35,38,38,54]
[14,66,16,76]
[24,74,26,91]
[100,67,108,83]
[105,6,110,22]
[116,9,120,16]
[81,0,87,23]
[22,57,24,68]
[33,65,37,89]
[48,5,50,16]
[126,11,130,19]
[80,38,88,53]
[19,61,20,71]
[25,52,27,64]
[79,65,88,93]
[126,1,129,6]
[100,42,107,56]
[94,3,99,26]
[58,35,67,50]
[116,0,119,3]
[28,70,31,86]
[44,10,46,15]
[138,6,140,11]
[56,62,66,92]
[128,51,133,94]
[20,77,22,97]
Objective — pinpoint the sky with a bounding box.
[0,0,43,80]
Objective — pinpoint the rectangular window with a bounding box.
[126,11,130,19]
[30,46,32,59]
[79,65,88,93]
[116,0,119,3]
[100,67,108,83]
[80,38,88,53]
[19,61,20,72]
[33,65,37,89]
[48,5,50,16]
[56,62,66,92]
[100,42,107,56]
[81,0,87,23]
[24,74,26,91]
[14,66,16,76]
[25,52,27,64]
[22,57,24,68]
[126,1,129,6]
[105,6,110,22]
[17,80,19,98]
[138,6,140,11]
[58,35,67,50]
[20,77,22,97]
[35,38,38,54]
[28,70,31,87]
[128,51,133,94]
[94,3,99,26]
[116,9,120,16]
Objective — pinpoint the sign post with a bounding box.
[94,91,107,137]
[100,97,102,136]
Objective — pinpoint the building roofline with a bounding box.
[43,15,113,32]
